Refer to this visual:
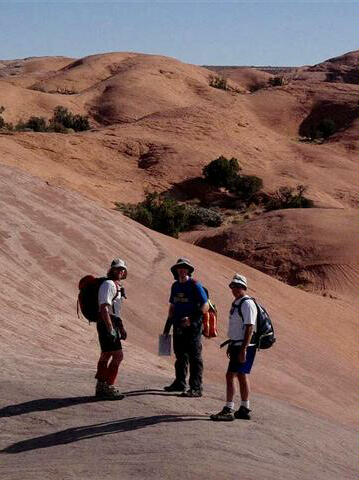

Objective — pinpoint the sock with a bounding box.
[241,400,250,410]
[226,401,234,410]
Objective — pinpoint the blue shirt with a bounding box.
[169,279,208,321]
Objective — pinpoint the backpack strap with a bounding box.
[233,296,253,318]
[104,279,121,316]
[233,297,258,346]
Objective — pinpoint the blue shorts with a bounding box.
[227,345,257,374]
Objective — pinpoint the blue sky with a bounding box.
[0,1,357,66]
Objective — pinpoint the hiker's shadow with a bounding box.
[2,415,209,454]
[0,390,180,418]
[123,389,180,397]
[0,396,98,418]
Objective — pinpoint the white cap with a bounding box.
[229,273,247,289]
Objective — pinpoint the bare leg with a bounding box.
[226,371,236,402]
[106,350,124,385]
[237,373,250,401]
[95,351,112,381]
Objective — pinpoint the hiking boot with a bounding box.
[164,382,186,393]
[103,384,125,400]
[210,406,235,421]
[95,380,107,398]
[181,388,202,398]
[234,406,251,420]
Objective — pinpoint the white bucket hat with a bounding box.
[229,273,247,289]
[110,258,128,272]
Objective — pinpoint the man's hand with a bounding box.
[180,316,191,328]
[238,347,247,364]
[108,328,117,339]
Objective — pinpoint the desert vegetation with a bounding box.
[116,156,314,238]
[202,155,263,203]
[0,106,90,133]
[249,75,285,92]
[265,185,314,210]
[307,118,337,141]
[30,84,78,95]
[116,192,223,238]
[202,155,240,188]
[208,75,228,90]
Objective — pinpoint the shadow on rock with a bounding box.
[122,389,178,397]
[1,415,209,453]
[0,396,99,418]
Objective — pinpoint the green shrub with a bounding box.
[265,185,314,211]
[269,76,284,87]
[51,106,90,131]
[144,194,189,237]
[4,122,13,130]
[116,193,188,238]
[202,156,240,188]
[316,118,336,139]
[71,114,90,131]
[249,82,266,92]
[30,84,46,93]
[186,205,223,227]
[229,174,263,200]
[25,116,48,132]
[308,118,336,140]
[52,106,73,128]
[14,120,28,131]
[209,75,228,90]
[0,106,5,128]
[14,116,47,132]
[47,121,68,133]
[116,193,223,237]
[1,106,90,133]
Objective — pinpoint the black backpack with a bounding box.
[236,297,276,350]
[77,276,121,323]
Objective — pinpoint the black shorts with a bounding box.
[97,316,122,352]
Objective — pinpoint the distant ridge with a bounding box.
[204,65,298,74]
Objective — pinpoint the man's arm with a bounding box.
[194,282,209,314]
[100,304,115,335]
[163,304,175,335]
[238,299,256,363]
[239,324,254,363]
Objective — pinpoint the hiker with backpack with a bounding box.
[163,258,209,397]
[94,258,128,399]
[210,274,258,421]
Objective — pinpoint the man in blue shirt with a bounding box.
[163,258,209,397]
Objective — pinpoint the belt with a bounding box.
[220,339,255,348]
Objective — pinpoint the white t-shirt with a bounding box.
[98,280,123,317]
[227,295,257,342]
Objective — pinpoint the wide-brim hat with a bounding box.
[229,273,247,289]
[170,258,194,277]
